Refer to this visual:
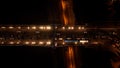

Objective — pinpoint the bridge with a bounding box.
[0,25,119,47]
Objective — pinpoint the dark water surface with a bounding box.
[0,46,113,68]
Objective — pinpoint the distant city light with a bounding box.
[81,27,85,29]
[9,26,14,29]
[78,26,84,29]
[68,27,71,29]
[31,41,36,44]
[62,42,65,45]
[55,43,57,46]
[78,27,81,29]
[39,41,44,45]
[55,26,57,29]
[9,41,14,44]
[25,41,30,44]
[59,38,63,40]
[16,41,20,44]
[17,27,21,29]
[1,42,4,44]
[68,27,74,30]
[46,41,51,45]
[1,26,6,29]
[71,27,74,29]
[55,38,57,40]
[62,27,65,30]
[32,26,36,29]
[46,26,51,30]
[74,42,78,44]
[91,41,99,45]
[39,26,44,29]
[66,38,71,40]
[27,27,30,29]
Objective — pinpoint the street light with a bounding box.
[39,26,44,30]
[32,26,36,29]
[62,27,65,30]
[78,27,81,29]
[81,27,85,29]
[46,41,51,45]
[25,41,30,44]
[46,26,51,30]
[9,41,14,44]
[9,26,14,29]
[17,26,21,29]
[39,41,44,45]
[31,41,36,45]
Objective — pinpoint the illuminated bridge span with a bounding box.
[0,25,120,48]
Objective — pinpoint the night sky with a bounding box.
[0,0,120,25]
[73,0,120,25]
[0,1,50,24]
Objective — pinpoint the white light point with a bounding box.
[18,27,21,29]
[32,26,36,29]
[71,27,74,29]
[55,43,57,47]
[27,27,30,29]
[55,26,57,29]
[1,42,4,44]
[31,42,36,45]
[9,26,14,29]
[59,38,63,40]
[16,41,20,44]
[25,41,30,44]
[62,27,65,30]
[46,26,51,30]
[68,27,71,29]
[46,41,51,45]
[75,42,78,44]
[78,27,81,29]
[62,42,65,45]
[39,26,44,29]
[39,41,44,45]
[9,41,14,44]
[81,27,85,29]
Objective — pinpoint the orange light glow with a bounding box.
[63,14,68,25]
[61,0,69,25]
[61,0,66,10]
[66,46,76,68]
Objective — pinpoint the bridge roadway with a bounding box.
[0,25,120,46]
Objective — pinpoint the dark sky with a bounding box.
[0,0,120,25]
[0,1,50,24]
[73,0,120,25]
